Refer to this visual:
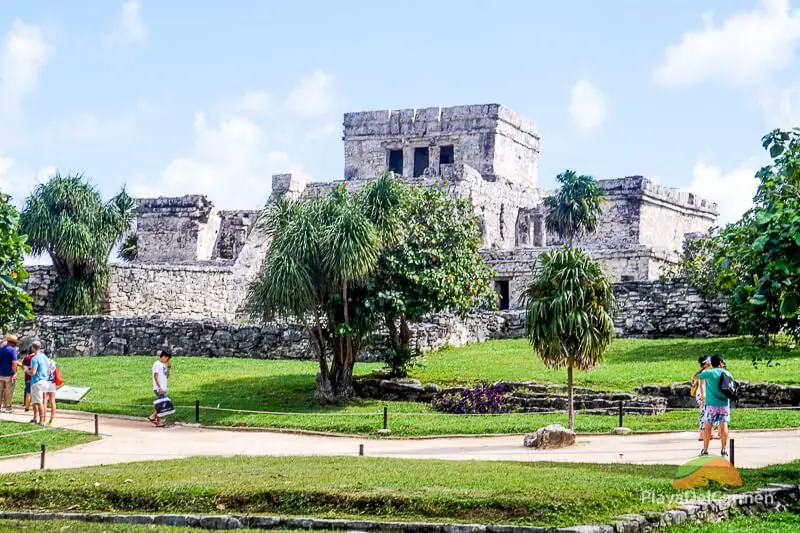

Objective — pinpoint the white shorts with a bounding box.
[45,382,56,394]
[31,381,48,404]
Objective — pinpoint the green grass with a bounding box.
[667,510,800,532]
[0,521,299,532]
[1,456,798,527]
[411,337,800,389]
[17,337,799,436]
[0,421,98,458]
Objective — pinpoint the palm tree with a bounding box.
[522,247,616,430]
[20,173,135,315]
[245,173,405,398]
[544,170,606,245]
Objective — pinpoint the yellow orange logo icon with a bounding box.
[672,455,743,489]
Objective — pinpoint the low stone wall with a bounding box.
[354,379,667,415]
[24,266,729,339]
[613,280,728,338]
[637,382,800,408]
[18,315,312,359]
[1,484,797,532]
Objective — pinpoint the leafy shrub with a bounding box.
[431,382,516,414]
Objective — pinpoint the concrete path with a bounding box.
[2,409,799,473]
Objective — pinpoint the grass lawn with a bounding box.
[412,337,800,389]
[0,421,98,458]
[1,456,798,527]
[16,337,799,436]
[667,510,800,532]
[0,521,299,532]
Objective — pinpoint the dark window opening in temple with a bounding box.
[495,280,510,310]
[388,149,403,175]
[439,145,454,165]
[413,147,429,177]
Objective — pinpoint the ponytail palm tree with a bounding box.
[522,247,616,430]
[544,170,606,245]
[20,173,135,315]
[245,173,406,398]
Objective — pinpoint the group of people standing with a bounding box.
[692,354,735,458]
[0,335,59,425]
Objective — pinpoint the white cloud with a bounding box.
[684,160,760,224]
[130,109,311,209]
[569,80,608,137]
[760,83,800,127]
[110,0,148,45]
[0,19,53,115]
[654,0,800,86]
[235,90,274,116]
[285,70,335,117]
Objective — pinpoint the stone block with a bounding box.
[523,424,576,449]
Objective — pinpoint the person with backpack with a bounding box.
[694,355,737,458]
[691,356,719,441]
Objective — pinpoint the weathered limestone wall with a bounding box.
[565,177,718,254]
[342,104,539,187]
[105,264,241,320]
[483,247,679,307]
[20,280,727,359]
[135,196,217,263]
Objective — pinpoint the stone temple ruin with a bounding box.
[23,104,729,357]
[134,103,718,310]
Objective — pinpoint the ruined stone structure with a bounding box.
[21,103,727,357]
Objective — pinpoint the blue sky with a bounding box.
[1,0,799,225]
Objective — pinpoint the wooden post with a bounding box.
[730,438,735,467]
[359,444,364,456]
[94,414,99,436]
[40,444,46,470]
[383,406,388,431]
[195,400,200,424]
[618,400,623,428]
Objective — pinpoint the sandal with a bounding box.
[154,420,166,428]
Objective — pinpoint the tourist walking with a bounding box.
[0,335,19,413]
[20,347,34,413]
[44,351,58,425]
[694,355,735,458]
[691,356,719,441]
[25,342,49,425]
[149,349,172,427]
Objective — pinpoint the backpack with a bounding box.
[718,371,738,401]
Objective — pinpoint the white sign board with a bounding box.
[55,385,91,403]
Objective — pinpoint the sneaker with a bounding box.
[721,449,728,458]
[699,449,709,456]
[28,419,37,424]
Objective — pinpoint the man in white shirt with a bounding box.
[148,350,172,427]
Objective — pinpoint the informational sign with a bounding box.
[55,386,91,403]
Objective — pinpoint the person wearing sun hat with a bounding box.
[0,335,19,412]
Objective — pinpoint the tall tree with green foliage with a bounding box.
[522,247,615,430]
[675,129,800,344]
[367,184,497,375]
[20,173,135,315]
[0,191,33,330]
[245,174,404,398]
[544,170,606,245]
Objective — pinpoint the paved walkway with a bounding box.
[2,410,799,473]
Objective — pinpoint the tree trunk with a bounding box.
[311,317,333,400]
[567,364,574,431]
[385,315,401,350]
[328,337,356,398]
[399,313,412,348]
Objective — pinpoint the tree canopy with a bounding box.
[522,246,615,429]
[20,173,135,315]
[0,191,33,330]
[367,184,497,375]
[544,170,606,244]
[674,129,800,344]
[246,173,498,394]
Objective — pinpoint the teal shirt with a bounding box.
[698,368,732,408]
[30,353,49,384]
